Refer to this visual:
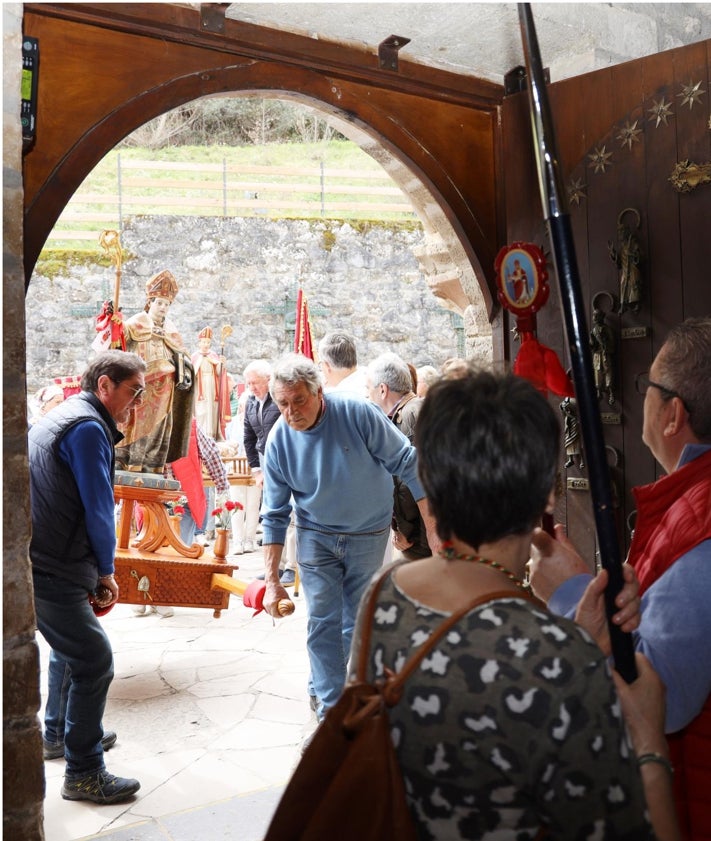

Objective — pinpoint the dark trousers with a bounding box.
[33,569,114,778]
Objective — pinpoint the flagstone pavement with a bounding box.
[38,547,315,841]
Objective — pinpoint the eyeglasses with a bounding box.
[115,381,145,403]
[634,371,687,408]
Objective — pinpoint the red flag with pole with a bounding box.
[294,286,314,360]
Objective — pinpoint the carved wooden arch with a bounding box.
[23,5,502,322]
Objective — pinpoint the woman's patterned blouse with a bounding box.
[351,574,654,840]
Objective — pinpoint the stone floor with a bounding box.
[38,547,315,841]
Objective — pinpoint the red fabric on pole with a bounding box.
[243,580,266,615]
[294,287,314,360]
[513,331,574,398]
[170,419,207,529]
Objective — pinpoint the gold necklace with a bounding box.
[439,544,531,593]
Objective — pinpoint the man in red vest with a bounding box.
[529,317,711,840]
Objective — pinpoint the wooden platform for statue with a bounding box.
[114,474,242,617]
[114,547,240,618]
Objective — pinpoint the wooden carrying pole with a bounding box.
[211,573,295,617]
[517,3,636,682]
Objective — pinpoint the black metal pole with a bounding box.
[518,3,636,682]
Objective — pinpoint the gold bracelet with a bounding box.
[637,752,674,776]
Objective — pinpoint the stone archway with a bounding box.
[318,109,492,359]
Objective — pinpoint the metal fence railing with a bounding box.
[47,156,418,246]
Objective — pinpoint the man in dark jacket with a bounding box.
[366,352,431,559]
[29,350,145,805]
[243,358,296,580]
[243,359,281,487]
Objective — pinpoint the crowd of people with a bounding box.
[27,301,710,837]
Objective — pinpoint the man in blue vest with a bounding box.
[29,350,145,804]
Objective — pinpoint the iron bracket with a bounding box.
[378,35,411,72]
[200,4,228,35]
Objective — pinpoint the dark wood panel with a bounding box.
[673,41,711,323]
[502,43,710,558]
[605,58,649,542]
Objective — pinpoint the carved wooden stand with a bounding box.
[114,483,203,558]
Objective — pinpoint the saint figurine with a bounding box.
[590,305,616,406]
[115,270,194,473]
[608,208,642,314]
[191,326,231,440]
[560,397,584,469]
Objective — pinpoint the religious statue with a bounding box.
[590,295,616,406]
[191,326,231,440]
[608,208,642,314]
[560,396,584,470]
[115,270,194,473]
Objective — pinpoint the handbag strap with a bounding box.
[355,560,538,697]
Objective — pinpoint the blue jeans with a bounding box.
[296,526,389,718]
[33,570,114,778]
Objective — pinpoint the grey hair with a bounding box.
[417,365,440,389]
[318,331,358,370]
[368,352,413,395]
[243,358,273,379]
[270,353,322,398]
[657,317,711,441]
[81,351,146,392]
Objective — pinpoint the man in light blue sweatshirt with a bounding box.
[261,353,438,718]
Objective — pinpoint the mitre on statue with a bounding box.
[145,269,179,301]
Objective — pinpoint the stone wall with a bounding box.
[26,216,474,394]
[4,3,46,839]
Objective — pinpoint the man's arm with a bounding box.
[612,655,680,841]
[262,542,289,617]
[415,497,441,556]
[59,422,116,578]
[634,544,711,732]
[195,425,230,495]
[532,526,711,732]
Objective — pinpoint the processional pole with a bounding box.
[96,230,126,350]
[517,3,636,681]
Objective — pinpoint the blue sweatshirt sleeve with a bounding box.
[58,421,117,576]
[359,401,424,500]
[633,541,711,732]
[260,439,293,545]
[547,573,591,619]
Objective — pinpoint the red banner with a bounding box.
[294,287,314,360]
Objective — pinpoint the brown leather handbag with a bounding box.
[264,563,518,841]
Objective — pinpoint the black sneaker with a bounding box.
[44,730,117,761]
[61,770,140,804]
